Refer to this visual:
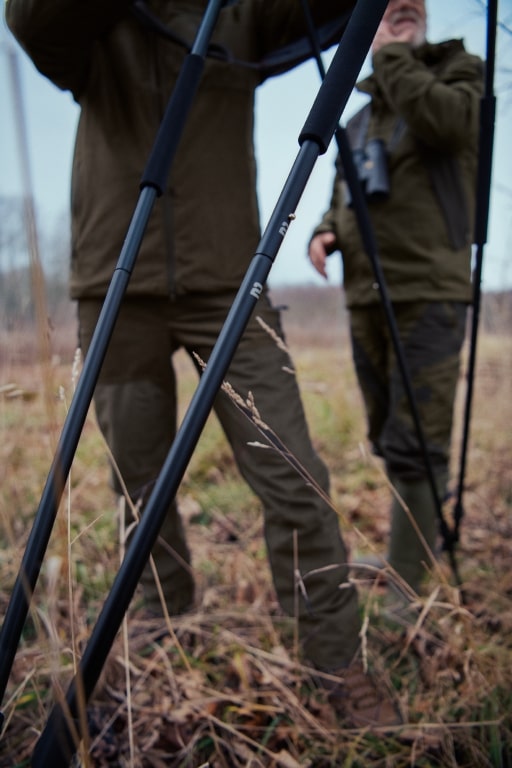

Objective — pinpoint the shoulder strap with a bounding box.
[130,0,231,60]
[130,1,351,77]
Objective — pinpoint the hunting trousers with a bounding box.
[349,300,467,483]
[78,292,361,669]
[349,301,467,589]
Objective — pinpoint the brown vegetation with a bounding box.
[0,286,511,766]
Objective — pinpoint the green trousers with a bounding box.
[349,301,467,482]
[78,291,361,668]
[350,301,467,590]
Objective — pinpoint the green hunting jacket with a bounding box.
[6,0,352,299]
[313,39,484,308]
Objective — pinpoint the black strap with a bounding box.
[337,103,405,174]
[130,0,351,78]
[130,0,232,61]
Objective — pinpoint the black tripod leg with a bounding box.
[31,1,388,764]
[0,0,227,728]
[454,0,497,540]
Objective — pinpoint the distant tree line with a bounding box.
[1,195,510,351]
[0,196,73,330]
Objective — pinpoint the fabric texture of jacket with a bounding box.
[313,39,484,308]
[6,0,352,300]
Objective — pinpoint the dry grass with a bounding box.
[0,290,511,767]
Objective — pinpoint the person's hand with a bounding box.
[372,19,417,54]
[308,232,337,279]
[371,1,427,54]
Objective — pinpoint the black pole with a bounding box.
[454,0,498,539]
[0,0,227,726]
[31,1,388,764]
[299,0,461,581]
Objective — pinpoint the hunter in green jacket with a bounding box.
[309,0,484,597]
[6,0,402,732]
[312,38,483,307]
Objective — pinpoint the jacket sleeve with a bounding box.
[311,173,342,246]
[371,41,484,151]
[5,0,131,96]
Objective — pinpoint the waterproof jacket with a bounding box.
[6,0,353,299]
[313,39,484,308]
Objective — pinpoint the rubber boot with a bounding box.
[387,477,444,594]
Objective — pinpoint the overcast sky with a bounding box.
[1,0,511,291]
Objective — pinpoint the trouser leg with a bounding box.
[190,294,361,669]
[93,380,195,614]
[78,299,195,615]
[350,302,466,591]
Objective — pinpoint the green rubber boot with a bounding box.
[387,477,445,594]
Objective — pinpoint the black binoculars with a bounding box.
[344,138,390,207]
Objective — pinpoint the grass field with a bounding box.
[0,287,511,767]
